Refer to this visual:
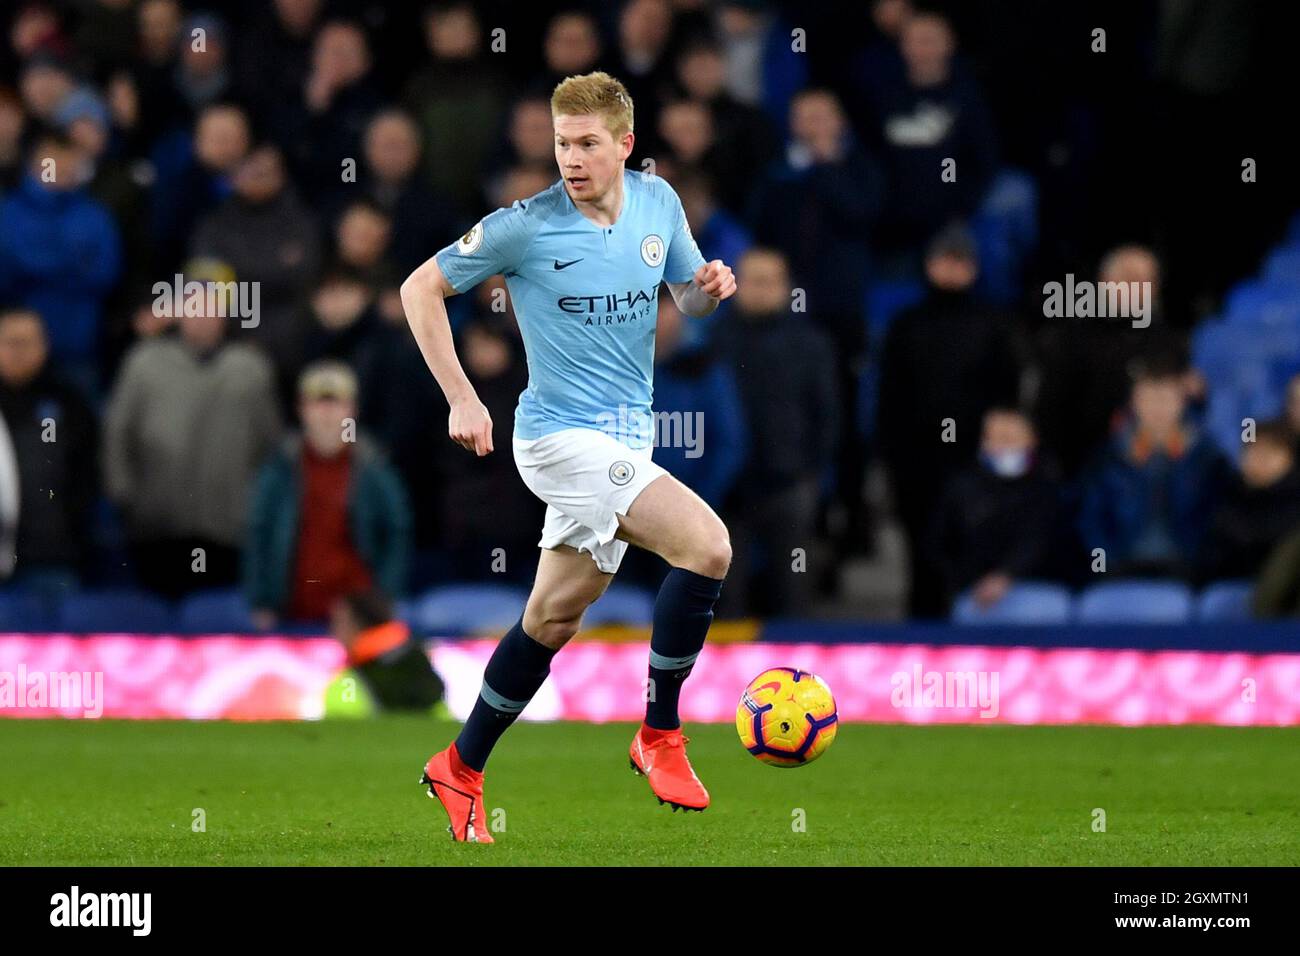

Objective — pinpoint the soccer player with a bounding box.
[401,72,736,842]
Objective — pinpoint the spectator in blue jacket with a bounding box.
[245,360,412,628]
[1079,356,1231,577]
[0,127,121,393]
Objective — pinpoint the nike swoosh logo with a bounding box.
[554,258,584,270]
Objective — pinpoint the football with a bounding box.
[736,668,839,767]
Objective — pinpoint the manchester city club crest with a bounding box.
[609,460,636,485]
[640,234,664,267]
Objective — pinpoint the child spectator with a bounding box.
[1079,356,1230,577]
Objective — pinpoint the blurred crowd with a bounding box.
[1,0,1298,623]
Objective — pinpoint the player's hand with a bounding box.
[449,397,494,456]
[693,259,736,301]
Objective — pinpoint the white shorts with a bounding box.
[513,427,667,573]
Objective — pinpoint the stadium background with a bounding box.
[0,0,1298,728]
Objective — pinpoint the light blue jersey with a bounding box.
[435,169,706,449]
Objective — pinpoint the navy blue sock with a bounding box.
[454,617,557,771]
[645,567,724,730]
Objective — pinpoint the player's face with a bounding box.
[554,113,632,203]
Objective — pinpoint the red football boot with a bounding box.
[628,723,710,812]
[420,743,495,843]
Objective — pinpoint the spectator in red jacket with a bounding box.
[246,361,412,627]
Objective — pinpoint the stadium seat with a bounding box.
[1195,580,1255,623]
[583,585,656,626]
[1075,580,1193,625]
[0,591,56,631]
[1194,314,1300,459]
[951,581,1071,625]
[1262,247,1300,287]
[56,589,176,633]
[1204,378,1283,462]
[177,589,256,633]
[1224,281,1300,327]
[412,583,531,634]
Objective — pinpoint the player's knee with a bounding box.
[524,591,593,647]
[523,608,581,648]
[531,616,582,647]
[694,526,732,579]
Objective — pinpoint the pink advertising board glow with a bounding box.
[0,634,1296,725]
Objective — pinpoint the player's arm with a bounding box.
[400,255,494,456]
[661,178,734,316]
[667,259,737,317]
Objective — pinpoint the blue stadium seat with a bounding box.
[1196,580,1255,623]
[1224,281,1300,327]
[1195,315,1300,459]
[177,589,255,633]
[413,583,530,634]
[56,589,175,633]
[1204,379,1283,462]
[1075,581,1193,625]
[584,585,656,626]
[0,591,56,631]
[1262,247,1300,287]
[951,581,1071,625]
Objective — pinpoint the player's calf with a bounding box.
[450,616,558,773]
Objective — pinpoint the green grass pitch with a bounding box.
[1,719,1296,866]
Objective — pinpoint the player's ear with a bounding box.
[621,131,635,161]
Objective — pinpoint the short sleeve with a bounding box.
[434,202,535,293]
[662,186,707,284]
